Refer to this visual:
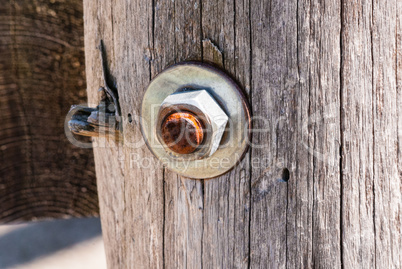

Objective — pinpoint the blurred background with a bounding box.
[0,218,106,268]
[0,0,102,267]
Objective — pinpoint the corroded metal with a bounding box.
[66,40,121,141]
[161,112,204,154]
[157,89,228,158]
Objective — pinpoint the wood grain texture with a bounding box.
[341,0,376,267]
[200,2,251,268]
[0,0,98,223]
[83,0,402,267]
[372,0,401,268]
[250,0,297,267]
[398,2,402,267]
[84,0,164,268]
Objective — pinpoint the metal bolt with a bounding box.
[160,111,204,154]
[157,89,228,157]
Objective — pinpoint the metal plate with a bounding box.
[141,62,251,179]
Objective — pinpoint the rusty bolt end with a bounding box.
[161,112,204,155]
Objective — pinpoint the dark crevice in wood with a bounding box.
[233,0,237,77]
[311,97,316,266]
[308,0,315,264]
[339,0,344,268]
[199,0,203,61]
[199,3,205,269]
[200,179,205,269]
[231,2,237,266]
[152,0,156,51]
[285,169,289,269]
[247,0,252,268]
[173,0,176,63]
[110,4,115,61]
[294,1,300,266]
[150,0,155,78]
[162,168,166,269]
[396,0,400,181]
[370,0,377,268]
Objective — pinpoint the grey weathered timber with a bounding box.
[372,1,401,268]
[0,0,98,223]
[341,0,375,267]
[83,0,402,268]
[397,1,402,268]
[84,1,164,268]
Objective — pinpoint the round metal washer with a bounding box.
[141,62,251,179]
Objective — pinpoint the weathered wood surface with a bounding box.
[84,0,402,267]
[0,0,98,222]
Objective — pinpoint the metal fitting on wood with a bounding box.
[141,62,251,179]
[157,89,229,158]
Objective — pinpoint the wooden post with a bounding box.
[83,0,401,267]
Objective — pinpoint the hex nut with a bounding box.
[158,89,228,157]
